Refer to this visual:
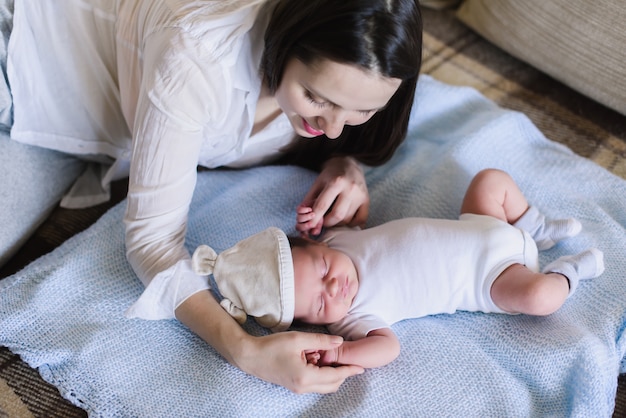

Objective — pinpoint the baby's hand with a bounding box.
[305,350,321,365]
[304,348,340,366]
[318,348,340,366]
[296,204,323,236]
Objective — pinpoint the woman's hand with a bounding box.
[297,156,369,236]
[175,290,363,394]
[239,331,364,394]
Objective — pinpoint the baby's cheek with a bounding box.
[326,304,349,324]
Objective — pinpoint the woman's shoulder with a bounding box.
[165,0,272,60]
[169,0,270,18]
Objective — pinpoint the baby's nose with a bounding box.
[325,276,339,298]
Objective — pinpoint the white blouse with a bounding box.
[8,0,295,319]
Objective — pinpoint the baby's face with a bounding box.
[292,243,359,325]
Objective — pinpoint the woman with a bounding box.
[1,0,422,392]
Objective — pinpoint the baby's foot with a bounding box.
[514,206,582,250]
[536,218,582,250]
[542,248,604,295]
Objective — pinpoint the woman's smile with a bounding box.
[302,118,324,136]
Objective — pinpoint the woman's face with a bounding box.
[274,58,402,139]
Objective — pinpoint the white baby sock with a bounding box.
[514,206,582,250]
[542,248,605,296]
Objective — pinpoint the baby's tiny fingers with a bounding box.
[296,212,316,223]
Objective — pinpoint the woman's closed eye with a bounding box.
[305,90,375,117]
[305,90,328,108]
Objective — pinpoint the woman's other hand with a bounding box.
[176,290,363,394]
[297,156,369,236]
[241,331,364,394]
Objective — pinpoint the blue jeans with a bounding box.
[0,0,14,130]
[0,0,84,267]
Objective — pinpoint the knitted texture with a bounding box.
[1,76,625,417]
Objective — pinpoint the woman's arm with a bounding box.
[175,290,364,393]
[317,327,400,369]
[125,32,364,393]
[124,31,214,289]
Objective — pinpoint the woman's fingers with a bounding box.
[298,157,370,235]
[264,331,363,393]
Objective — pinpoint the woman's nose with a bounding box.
[318,112,346,139]
[324,276,339,298]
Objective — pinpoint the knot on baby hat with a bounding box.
[191,227,295,332]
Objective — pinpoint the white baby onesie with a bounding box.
[324,214,538,340]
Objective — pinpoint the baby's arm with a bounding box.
[313,327,400,369]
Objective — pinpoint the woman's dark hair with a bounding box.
[261,0,422,170]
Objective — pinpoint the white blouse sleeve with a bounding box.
[124,30,226,320]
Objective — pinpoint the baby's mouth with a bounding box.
[342,277,349,299]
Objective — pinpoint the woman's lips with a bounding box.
[302,118,324,136]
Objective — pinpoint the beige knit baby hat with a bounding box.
[191,227,295,332]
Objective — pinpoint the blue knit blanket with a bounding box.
[1,76,625,417]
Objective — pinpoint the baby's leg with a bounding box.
[462,169,582,250]
[491,264,570,316]
[461,169,528,223]
[492,249,604,315]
